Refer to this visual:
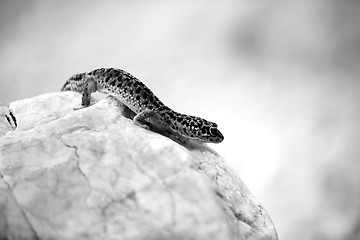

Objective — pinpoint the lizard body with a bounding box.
[61,68,223,143]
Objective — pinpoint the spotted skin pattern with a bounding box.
[61,68,224,143]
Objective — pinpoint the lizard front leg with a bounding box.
[133,110,189,144]
[133,109,157,130]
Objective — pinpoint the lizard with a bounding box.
[61,68,224,144]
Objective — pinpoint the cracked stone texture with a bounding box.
[0,104,14,137]
[0,92,278,240]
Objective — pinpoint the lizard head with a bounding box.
[197,123,224,143]
[175,115,224,143]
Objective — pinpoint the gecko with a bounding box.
[61,68,224,143]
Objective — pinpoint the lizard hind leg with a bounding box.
[74,78,98,110]
[73,91,93,110]
[81,91,92,107]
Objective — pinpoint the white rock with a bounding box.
[0,92,278,240]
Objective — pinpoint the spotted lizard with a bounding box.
[61,68,223,143]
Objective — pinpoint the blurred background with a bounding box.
[0,0,359,239]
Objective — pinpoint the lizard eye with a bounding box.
[209,127,218,135]
[209,127,224,143]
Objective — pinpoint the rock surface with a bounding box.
[0,92,278,240]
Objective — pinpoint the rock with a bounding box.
[0,104,15,136]
[0,92,278,240]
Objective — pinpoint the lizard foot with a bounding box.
[73,102,96,111]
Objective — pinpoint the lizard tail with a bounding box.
[61,73,86,92]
